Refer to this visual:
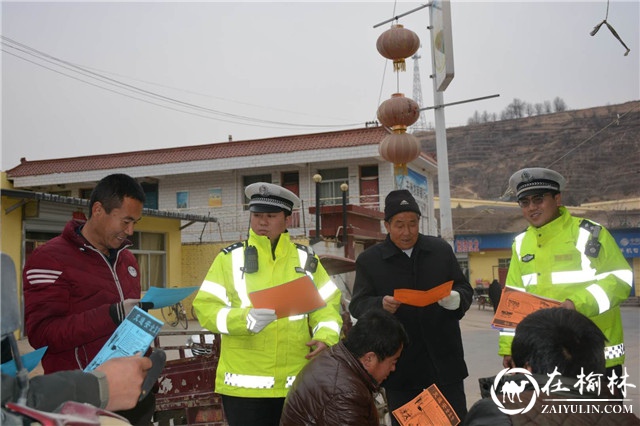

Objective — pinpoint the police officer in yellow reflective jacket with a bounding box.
[192,182,342,426]
[499,167,633,378]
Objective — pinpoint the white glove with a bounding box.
[438,290,460,310]
[246,308,277,333]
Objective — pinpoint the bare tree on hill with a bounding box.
[468,97,568,124]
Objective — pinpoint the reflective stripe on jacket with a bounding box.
[193,229,342,397]
[499,207,633,367]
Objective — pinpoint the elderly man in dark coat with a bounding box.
[349,189,473,423]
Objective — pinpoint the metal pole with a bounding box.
[315,183,321,241]
[429,18,454,247]
[373,3,432,28]
[432,90,454,247]
[341,183,349,256]
[419,94,500,111]
[312,174,322,243]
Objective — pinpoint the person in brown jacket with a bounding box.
[280,309,408,426]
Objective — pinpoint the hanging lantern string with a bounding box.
[374,13,399,118]
[590,0,630,56]
[392,16,401,82]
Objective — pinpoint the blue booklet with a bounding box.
[83,306,163,372]
[141,286,199,309]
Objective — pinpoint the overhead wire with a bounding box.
[1,49,308,130]
[375,1,400,112]
[72,63,351,123]
[1,36,365,131]
[498,103,639,200]
[545,104,638,168]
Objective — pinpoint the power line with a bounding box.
[1,36,365,130]
[74,62,351,123]
[546,104,639,168]
[1,49,329,131]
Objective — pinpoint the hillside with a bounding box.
[416,101,640,206]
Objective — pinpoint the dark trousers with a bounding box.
[221,395,285,426]
[386,382,467,426]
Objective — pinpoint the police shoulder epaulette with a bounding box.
[294,242,315,256]
[221,242,244,254]
[580,219,602,257]
[580,219,602,236]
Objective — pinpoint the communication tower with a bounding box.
[409,53,429,133]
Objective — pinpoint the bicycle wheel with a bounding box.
[177,303,188,330]
[161,305,179,327]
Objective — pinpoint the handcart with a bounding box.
[152,330,226,426]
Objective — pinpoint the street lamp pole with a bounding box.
[340,182,349,257]
[312,174,322,244]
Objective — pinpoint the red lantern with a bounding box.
[376,24,420,72]
[377,93,420,132]
[379,132,421,175]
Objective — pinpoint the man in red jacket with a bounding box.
[22,173,153,424]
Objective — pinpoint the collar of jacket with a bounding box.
[66,219,132,252]
[380,233,432,260]
[331,341,380,392]
[529,205,571,232]
[248,228,292,257]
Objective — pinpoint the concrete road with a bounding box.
[460,302,639,413]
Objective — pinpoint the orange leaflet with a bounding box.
[393,280,453,307]
[248,275,326,319]
[491,286,562,330]
[392,384,461,426]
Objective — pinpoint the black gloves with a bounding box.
[109,299,155,325]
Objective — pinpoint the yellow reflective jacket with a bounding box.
[499,207,633,368]
[193,229,343,397]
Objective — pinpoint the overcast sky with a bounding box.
[2,1,638,170]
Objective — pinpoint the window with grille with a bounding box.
[498,258,510,268]
[130,232,166,291]
[317,168,348,206]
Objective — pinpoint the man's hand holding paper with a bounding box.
[382,295,402,314]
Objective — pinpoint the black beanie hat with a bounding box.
[384,189,421,222]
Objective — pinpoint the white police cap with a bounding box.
[245,182,300,215]
[509,167,566,200]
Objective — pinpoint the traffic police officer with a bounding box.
[193,182,342,426]
[499,167,633,381]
